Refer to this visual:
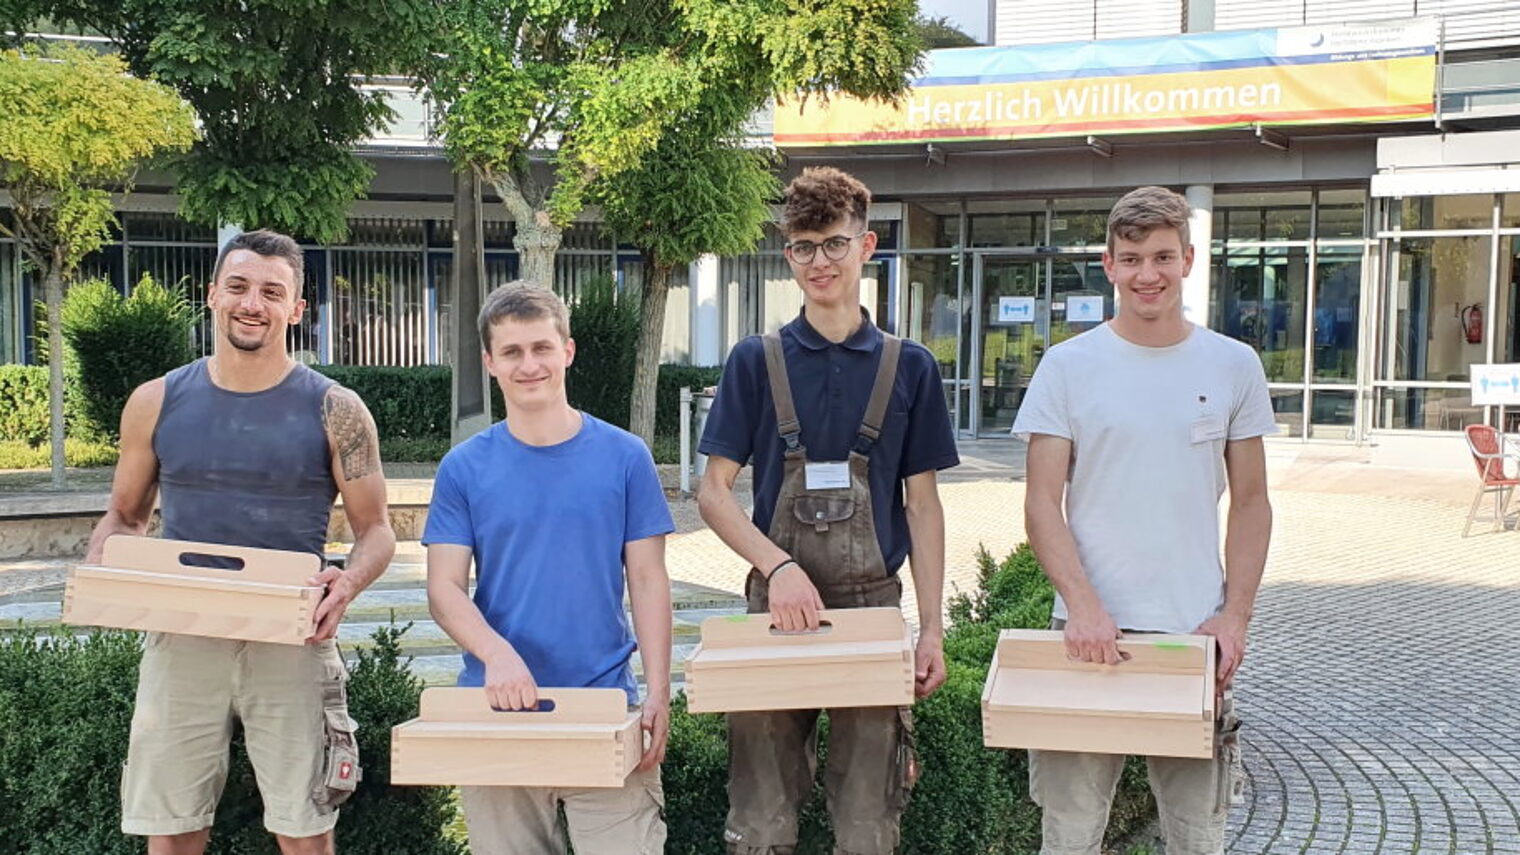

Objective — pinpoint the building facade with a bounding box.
[3,2,1519,464]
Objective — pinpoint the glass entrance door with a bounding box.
[970,253,1109,435]
[973,255,1045,435]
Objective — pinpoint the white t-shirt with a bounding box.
[1012,323,1276,633]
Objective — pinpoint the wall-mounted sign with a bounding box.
[998,296,1036,324]
[1066,295,1105,323]
[1471,363,1520,406]
[774,18,1437,147]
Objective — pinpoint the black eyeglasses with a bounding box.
[784,231,868,264]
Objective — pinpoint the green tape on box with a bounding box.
[1153,641,1190,650]
[725,615,749,623]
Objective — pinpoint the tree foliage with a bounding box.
[915,14,980,49]
[44,0,438,243]
[597,102,779,444]
[0,42,194,485]
[426,0,923,287]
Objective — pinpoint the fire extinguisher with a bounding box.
[1461,304,1484,345]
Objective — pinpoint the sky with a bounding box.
[920,0,990,43]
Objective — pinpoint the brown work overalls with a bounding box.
[724,331,916,855]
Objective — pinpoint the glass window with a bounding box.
[905,202,960,249]
[967,199,1045,248]
[1050,197,1118,247]
[1270,390,1304,438]
[868,220,899,252]
[344,217,426,247]
[1309,389,1356,438]
[1387,236,1493,382]
[1377,387,1482,431]
[1213,245,1309,383]
[902,253,966,428]
[0,241,16,363]
[1217,190,1312,242]
[124,212,216,243]
[1317,189,1366,239]
[1400,195,1493,231]
[1504,194,1520,229]
[329,248,429,366]
[1499,237,1520,363]
[1313,245,1362,382]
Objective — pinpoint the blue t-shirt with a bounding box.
[421,414,674,703]
[698,311,959,572]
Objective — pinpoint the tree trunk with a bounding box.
[629,261,672,449]
[513,210,563,290]
[44,268,66,488]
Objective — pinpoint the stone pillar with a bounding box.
[450,167,493,445]
[1184,184,1214,328]
[691,254,722,365]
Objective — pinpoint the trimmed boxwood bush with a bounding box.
[61,276,197,443]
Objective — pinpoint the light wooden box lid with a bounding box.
[984,629,1215,722]
[687,607,910,673]
[77,535,323,593]
[397,687,638,735]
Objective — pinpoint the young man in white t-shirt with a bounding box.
[1012,186,1275,855]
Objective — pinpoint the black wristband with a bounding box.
[767,558,798,581]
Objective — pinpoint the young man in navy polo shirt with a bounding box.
[697,167,959,854]
[424,283,674,854]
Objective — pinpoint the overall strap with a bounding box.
[761,333,804,454]
[854,333,902,455]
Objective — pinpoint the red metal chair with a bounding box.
[1463,424,1520,536]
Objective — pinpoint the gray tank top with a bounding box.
[153,358,338,556]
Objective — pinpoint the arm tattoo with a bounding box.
[323,388,378,482]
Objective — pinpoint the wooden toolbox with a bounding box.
[684,607,915,714]
[981,629,1215,759]
[62,535,322,645]
[391,688,641,788]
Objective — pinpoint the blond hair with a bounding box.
[1107,186,1192,253]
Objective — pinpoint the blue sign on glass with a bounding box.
[998,296,1035,324]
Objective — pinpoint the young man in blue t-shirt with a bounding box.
[697,167,960,854]
[423,282,674,855]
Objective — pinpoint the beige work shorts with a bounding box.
[460,767,666,855]
[120,633,357,839]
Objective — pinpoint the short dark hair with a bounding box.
[1107,187,1192,253]
[478,281,571,351]
[781,167,871,235]
[212,229,304,287]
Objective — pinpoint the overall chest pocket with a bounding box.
[792,494,856,533]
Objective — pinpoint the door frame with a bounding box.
[968,248,1102,436]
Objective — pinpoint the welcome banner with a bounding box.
[773,18,1438,146]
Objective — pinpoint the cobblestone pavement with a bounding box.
[664,469,1520,853]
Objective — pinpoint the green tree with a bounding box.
[598,111,778,446]
[0,43,194,486]
[43,0,438,243]
[915,13,979,48]
[426,0,923,290]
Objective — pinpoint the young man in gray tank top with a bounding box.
[85,230,397,855]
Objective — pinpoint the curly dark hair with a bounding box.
[781,167,871,235]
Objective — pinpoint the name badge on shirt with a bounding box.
[1190,415,1227,444]
[805,461,851,490]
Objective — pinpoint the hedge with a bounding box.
[661,543,1156,853]
[0,546,1154,853]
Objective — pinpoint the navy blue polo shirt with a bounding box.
[699,310,959,573]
